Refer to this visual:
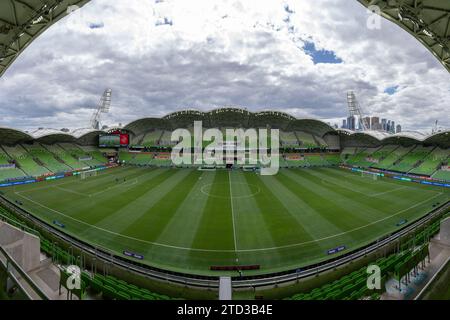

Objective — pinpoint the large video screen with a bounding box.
[119,133,129,146]
[99,134,129,147]
[99,135,120,147]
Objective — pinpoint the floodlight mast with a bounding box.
[347,91,368,131]
[90,89,112,130]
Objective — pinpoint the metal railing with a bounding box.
[0,194,448,290]
[0,246,48,300]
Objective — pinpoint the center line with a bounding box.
[228,171,238,252]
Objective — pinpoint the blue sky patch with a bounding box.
[384,85,399,95]
[89,22,104,29]
[303,41,343,64]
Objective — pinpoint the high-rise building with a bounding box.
[381,119,387,131]
[347,116,356,131]
[396,124,401,133]
[371,117,380,131]
[342,119,347,129]
[390,121,395,133]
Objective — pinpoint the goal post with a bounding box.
[80,169,98,180]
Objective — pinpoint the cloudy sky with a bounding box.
[0,0,449,132]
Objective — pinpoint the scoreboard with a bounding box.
[99,133,129,147]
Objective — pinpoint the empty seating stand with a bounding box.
[2,144,50,177]
[22,143,71,173]
[0,147,27,181]
[410,148,448,176]
[89,273,171,300]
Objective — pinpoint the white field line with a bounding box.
[24,177,139,198]
[54,186,89,197]
[321,177,439,198]
[14,166,138,194]
[370,186,407,197]
[338,170,439,192]
[13,189,443,253]
[89,178,138,197]
[228,171,238,252]
[16,179,80,194]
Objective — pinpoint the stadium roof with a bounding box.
[123,108,337,137]
[337,128,449,148]
[358,0,450,73]
[0,111,448,147]
[0,126,33,144]
[0,1,449,79]
[0,126,104,145]
[0,0,91,77]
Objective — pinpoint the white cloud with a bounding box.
[0,0,448,132]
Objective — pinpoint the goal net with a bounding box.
[361,171,378,180]
[80,170,98,180]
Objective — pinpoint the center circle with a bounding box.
[200,182,261,199]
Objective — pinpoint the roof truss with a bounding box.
[359,0,450,73]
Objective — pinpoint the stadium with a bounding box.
[0,0,449,303]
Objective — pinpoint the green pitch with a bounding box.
[2,166,448,276]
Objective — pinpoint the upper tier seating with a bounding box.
[280,131,299,147]
[314,136,328,148]
[142,130,163,147]
[346,147,380,167]
[388,146,434,173]
[432,168,450,181]
[159,131,177,147]
[22,143,71,173]
[129,133,146,146]
[373,146,414,170]
[78,146,109,165]
[296,131,318,148]
[340,147,358,160]
[432,159,450,181]
[59,144,104,167]
[2,145,50,177]
[44,144,87,170]
[410,148,449,176]
[368,145,397,164]
[0,147,27,181]
[323,135,340,150]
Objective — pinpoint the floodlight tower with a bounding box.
[90,89,112,130]
[432,120,438,134]
[347,91,368,131]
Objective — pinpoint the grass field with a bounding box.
[2,166,448,276]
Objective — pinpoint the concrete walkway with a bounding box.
[381,234,450,300]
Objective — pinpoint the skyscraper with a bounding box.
[381,119,387,131]
[390,121,395,133]
[371,117,380,131]
[342,119,347,129]
[347,116,356,131]
[396,124,402,133]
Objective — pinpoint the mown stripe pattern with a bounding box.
[4,166,448,276]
